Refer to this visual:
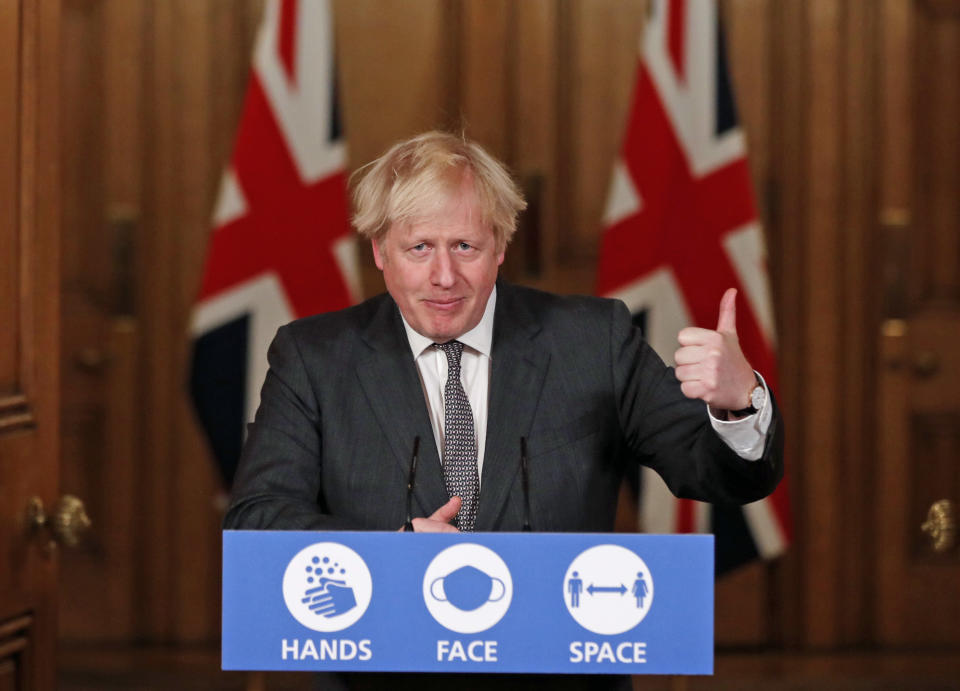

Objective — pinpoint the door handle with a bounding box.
[26,495,92,548]
[921,499,956,553]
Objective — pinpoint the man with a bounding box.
[224,131,782,689]
[226,130,781,535]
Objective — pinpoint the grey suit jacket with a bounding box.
[225,281,783,532]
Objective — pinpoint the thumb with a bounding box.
[716,287,738,335]
[430,496,462,524]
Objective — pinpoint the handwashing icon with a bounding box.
[429,565,506,611]
[282,542,373,632]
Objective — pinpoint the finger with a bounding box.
[674,363,702,382]
[677,327,717,346]
[680,380,708,400]
[429,496,462,524]
[716,288,738,335]
[674,345,708,366]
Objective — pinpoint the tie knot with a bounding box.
[434,340,464,372]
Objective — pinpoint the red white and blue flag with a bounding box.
[596,0,791,573]
[189,0,358,487]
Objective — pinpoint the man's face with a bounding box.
[372,181,504,343]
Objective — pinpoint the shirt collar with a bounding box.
[400,286,497,359]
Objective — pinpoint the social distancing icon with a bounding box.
[563,545,654,635]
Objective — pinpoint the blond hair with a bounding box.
[350,131,526,252]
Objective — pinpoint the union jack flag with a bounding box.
[189,0,359,487]
[596,0,791,573]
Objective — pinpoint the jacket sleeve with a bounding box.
[610,299,784,506]
[223,325,363,531]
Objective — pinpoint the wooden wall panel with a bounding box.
[59,0,143,642]
[137,0,178,641]
[801,0,844,648]
[94,0,144,641]
[726,0,773,198]
[170,0,223,642]
[333,0,450,164]
[565,0,644,267]
[0,0,19,395]
[769,0,809,650]
[333,0,449,296]
[512,0,560,277]
[837,0,879,645]
[103,0,143,209]
[460,0,511,157]
[136,0,266,643]
[913,1,960,304]
[874,0,914,651]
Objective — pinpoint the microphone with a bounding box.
[403,436,420,532]
[520,437,532,532]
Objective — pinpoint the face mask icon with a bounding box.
[430,565,506,611]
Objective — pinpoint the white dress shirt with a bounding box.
[400,287,497,485]
[399,288,772,488]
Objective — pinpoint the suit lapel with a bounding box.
[356,296,448,517]
[476,284,550,530]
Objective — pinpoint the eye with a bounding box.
[410,243,428,252]
[457,242,473,251]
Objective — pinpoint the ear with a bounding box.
[496,250,505,267]
[372,239,385,270]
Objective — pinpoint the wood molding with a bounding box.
[0,0,19,400]
[770,0,809,649]
[838,0,881,645]
[0,395,34,432]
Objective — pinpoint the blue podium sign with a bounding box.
[222,531,713,675]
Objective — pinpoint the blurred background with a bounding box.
[2,0,959,689]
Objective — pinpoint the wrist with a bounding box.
[729,374,764,418]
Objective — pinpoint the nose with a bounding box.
[430,248,455,288]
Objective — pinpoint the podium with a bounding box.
[222,531,713,675]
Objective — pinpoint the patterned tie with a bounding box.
[434,341,479,531]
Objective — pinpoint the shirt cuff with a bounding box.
[707,372,773,461]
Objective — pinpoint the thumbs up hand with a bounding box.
[674,288,757,414]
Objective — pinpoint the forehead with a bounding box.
[386,188,493,242]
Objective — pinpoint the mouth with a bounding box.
[422,298,465,312]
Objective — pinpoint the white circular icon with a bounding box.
[282,542,372,632]
[422,543,513,634]
[563,545,653,635]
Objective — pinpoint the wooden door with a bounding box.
[0,0,62,689]
[876,0,960,647]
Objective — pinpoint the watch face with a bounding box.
[750,385,765,410]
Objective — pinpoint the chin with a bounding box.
[428,328,460,343]
[421,316,466,342]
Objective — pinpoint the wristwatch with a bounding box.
[731,378,765,417]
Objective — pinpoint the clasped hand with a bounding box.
[400,496,462,533]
